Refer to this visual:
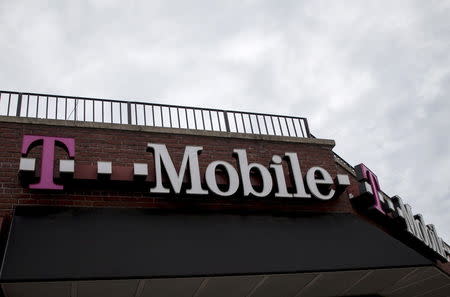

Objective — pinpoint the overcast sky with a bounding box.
[1,1,449,241]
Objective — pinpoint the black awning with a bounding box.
[0,206,432,281]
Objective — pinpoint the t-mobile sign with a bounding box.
[19,135,350,200]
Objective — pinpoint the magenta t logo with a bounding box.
[21,135,75,190]
[355,163,385,215]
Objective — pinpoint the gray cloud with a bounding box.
[1,0,449,239]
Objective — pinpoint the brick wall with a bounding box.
[0,119,357,218]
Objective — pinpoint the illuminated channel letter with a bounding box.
[21,135,75,190]
[284,152,311,198]
[269,155,291,198]
[306,167,335,200]
[355,164,385,215]
[148,143,207,195]
[233,149,273,197]
[205,161,239,196]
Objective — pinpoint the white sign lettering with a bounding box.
[147,143,349,200]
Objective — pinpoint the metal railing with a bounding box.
[333,152,356,176]
[0,90,311,138]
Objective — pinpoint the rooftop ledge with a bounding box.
[0,115,335,147]
[0,90,334,146]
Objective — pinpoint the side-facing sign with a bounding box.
[352,163,449,262]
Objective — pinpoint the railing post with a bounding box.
[304,119,311,138]
[74,99,77,121]
[16,93,22,117]
[127,102,132,124]
[224,111,230,132]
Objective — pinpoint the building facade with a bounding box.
[0,91,449,297]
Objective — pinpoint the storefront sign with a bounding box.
[19,135,350,200]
